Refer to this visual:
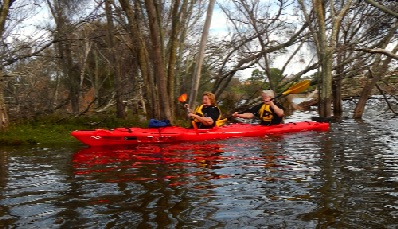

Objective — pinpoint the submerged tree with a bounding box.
[299,0,353,118]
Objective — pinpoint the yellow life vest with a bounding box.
[258,104,273,122]
[194,105,227,127]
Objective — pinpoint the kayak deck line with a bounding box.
[71,121,330,146]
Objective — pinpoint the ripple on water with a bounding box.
[1,106,398,228]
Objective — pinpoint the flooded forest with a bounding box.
[1,1,398,228]
[0,0,397,128]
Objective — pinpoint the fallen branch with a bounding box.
[375,83,398,115]
[354,48,398,60]
[74,97,98,117]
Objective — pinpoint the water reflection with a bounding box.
[70,143,232,228]
[0,104,397,228]
[73,143,227,185]
[70,138,340,228]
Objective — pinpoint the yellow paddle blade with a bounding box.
[282,79,311,95]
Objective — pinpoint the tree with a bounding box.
[144,0,172,121]
[118,0,157,118]
[299,0,353,118]
[211,0,312,102]
[105,0,125,118]
[118,0,208,121]
[364,0,398,18]
[188,0,216,109]
[353,25,398,118]
[338,1,398,118]
[0,0,16,130]
[46,0,82,114]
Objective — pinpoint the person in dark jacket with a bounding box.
[188,91,225,129]
[232,90,284,125]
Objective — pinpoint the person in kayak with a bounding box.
[188,91,225,129]
[232,90,285,125]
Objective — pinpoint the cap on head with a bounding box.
[262,90,275,98]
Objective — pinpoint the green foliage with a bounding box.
[245,67,284,92]
[269,68,283,92]
[0,114,149,146]
[249,69,265,81]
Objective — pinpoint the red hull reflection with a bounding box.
[72,143,229,186]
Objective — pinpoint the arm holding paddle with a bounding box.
[232,99,284,119]
[180,92,220,129]
[232,90,284,125]
[187,107,215,126]
[188,113,215,126]
[232,112,254,119]
[231,80,310,125]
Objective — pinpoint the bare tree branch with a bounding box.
[364,0,398,18]
[375,83,398,115]
[2,40,56,66]
[354,48,398,60]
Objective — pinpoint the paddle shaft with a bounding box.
[184,104,199,130]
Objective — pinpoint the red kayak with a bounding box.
[71,121,329,146]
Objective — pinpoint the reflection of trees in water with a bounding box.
[0,150,8,189]
[3,120,397,228]
[298,136,340,227]
[296,122,397,228]
[72,143,226,183]
[71,143,226,227]
[0,151,13,225]
[260,136,285,170]
[252,133,340,227]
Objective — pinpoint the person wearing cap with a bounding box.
[232,90,285,125]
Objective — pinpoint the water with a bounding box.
[1,101,397,228]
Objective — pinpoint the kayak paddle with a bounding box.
[275,79,311,99]
[178,93,199,130]
[178,93,188,103]
[230,79,312,118]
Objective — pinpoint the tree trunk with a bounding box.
[47,0,80,114]
[175,0,190,118]
[91,49,100,107]
[145,0,172,121]
[0,70,9,131]
[66,43,80,114]
[333,50,343,117]
[188,0,216,109]
[353,43,398,118]
[313,0,331,117]
[167,0,181,118]
[119,0,157,118]
[319,51,333,118]
[0,0,14,131]
[105,0,125,119]
[312,0,352,118]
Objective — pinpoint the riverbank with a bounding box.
[0,115,149,146]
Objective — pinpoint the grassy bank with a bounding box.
[0,115,151,146]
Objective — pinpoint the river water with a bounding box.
[0,100,397,228]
